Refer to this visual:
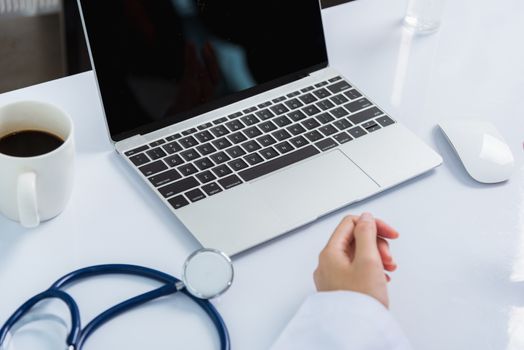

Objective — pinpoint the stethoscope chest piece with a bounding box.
[182,248,234,299]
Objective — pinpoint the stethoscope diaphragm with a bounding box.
[182,248,234,299]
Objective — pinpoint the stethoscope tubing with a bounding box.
[0,289,82,347]
[76,283,178,349]
[0,264,230,350]
[50,264,177,289]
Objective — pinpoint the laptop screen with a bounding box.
[78,0,328,141]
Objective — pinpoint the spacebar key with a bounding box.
[239,145,320,182]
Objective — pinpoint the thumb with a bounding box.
[354,212,380,261]
[324,215,357,256]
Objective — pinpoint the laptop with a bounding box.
[77,0,442,256]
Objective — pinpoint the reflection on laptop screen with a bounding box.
[79,0,328,141]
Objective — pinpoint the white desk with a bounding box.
[1,0,523,349]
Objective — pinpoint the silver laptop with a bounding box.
[78,0,442,256]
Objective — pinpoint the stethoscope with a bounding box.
[0,249,234,350]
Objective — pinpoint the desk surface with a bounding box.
[1,0,524,349]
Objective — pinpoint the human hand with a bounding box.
[313,213,399,308]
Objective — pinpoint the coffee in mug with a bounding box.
[0,101,75,228]
[0,130,64,157]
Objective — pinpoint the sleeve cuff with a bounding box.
[270,291,412,350]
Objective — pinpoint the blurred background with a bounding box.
[0,0,90,93]
[0,0,348,94]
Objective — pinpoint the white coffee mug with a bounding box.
[0,101,75,228]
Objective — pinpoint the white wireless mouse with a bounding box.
[438,119,515,183]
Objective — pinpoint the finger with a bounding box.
[324,215,357,256]
[378,239,397,271]
[384,263,397,272]
[376,219,400,239]
[377,238,393,264]
[353,212,380,261]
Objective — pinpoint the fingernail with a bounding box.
[360,212,374,222]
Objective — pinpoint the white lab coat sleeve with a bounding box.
[269,291,412,350]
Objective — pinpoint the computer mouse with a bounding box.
[438,119,515,183]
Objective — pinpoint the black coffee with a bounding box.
[0,130,64,157]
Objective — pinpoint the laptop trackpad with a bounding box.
[249,150,379,227]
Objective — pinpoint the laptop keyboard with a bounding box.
[124,76,396,210]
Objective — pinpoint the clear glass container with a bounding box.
[404,0,446,33]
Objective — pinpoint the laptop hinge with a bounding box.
[308,66,339,81]
[114,134,147,154]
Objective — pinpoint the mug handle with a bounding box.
[17,172,40,228]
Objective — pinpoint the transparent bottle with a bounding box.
[404,0,446,33]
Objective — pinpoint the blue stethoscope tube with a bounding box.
[0,264,230,350]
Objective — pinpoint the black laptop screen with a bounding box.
[79,0,328,141]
